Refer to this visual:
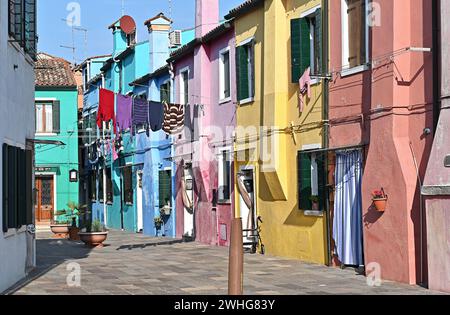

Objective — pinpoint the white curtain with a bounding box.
[333,149,364,266]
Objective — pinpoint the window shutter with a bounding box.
[2,144,9,233]
[17,148,26,228]
[123,167,133,205]
[316,153,326,210]
[106,168,113,203]
[159,170,172,208]
[347,0,363,68]
[314,8,323,75]
[25,149,33,225]
[52,100,61,134]
[98,170,104,202]
[249,42,255,98]
[237,45,249,101]
[291,18,310,83]
[8,146,18,229]
[298,152,312,210]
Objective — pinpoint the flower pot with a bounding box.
[373,198,388,212]
[312,202,320,211]
[50,225,70,239]
[69,227,80,241]
[78,232,108,248]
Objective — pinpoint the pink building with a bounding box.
[169,0,236,246]
[328,0,436,285]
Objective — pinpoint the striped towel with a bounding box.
[163,101,185,135]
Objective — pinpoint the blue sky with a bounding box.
[38,0,244,64]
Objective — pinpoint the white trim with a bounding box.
[219,97,232,104]
[302,143,322,151]
[304,210,324,217]
[219,46,231,102]
[341,64,369,77]
[300,4,321,18]
[179,67,189,105]
[35,133,58,137]
[239,97,254,106]
[35,98,57,101]
[237,36,254,47]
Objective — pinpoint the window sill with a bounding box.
[219,97,232,105]
[3,226,26,239]
[36,133,58,137]
[340,64,369,78]
[302,210,324,217]
[239,97,254,106]
[217,200,232,205]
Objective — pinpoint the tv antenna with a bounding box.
[60,18,88,64]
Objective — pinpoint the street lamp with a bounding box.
[69,169,79,182]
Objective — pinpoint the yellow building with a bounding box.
[228,0,328,264]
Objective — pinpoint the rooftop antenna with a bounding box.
[121,0,125,16]
[61,18,89,64]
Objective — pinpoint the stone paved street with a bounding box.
[8,231,445,295]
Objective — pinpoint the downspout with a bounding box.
[432,0,441,132]
[322,0,332,266]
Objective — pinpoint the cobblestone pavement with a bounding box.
[9,230,445,295]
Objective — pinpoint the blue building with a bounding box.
[80,13,193,236]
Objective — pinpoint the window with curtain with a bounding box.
[342,0,367,69]
[290,7,322,83]
[297,151,326,210]
[123,166,133,205]
[160,81,171,103]
[236,40,255,103]
[220,49,231,101]
[180,70,189,105]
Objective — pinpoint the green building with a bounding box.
[34,53,79,224]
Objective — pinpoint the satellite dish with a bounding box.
[120,15,136,35]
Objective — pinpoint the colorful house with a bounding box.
[228,0,328,262]
[170,0,236,246]
[0,0,36,293]
[328,0,434,285]
[34,54,80,225]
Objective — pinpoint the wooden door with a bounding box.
[35,176,54,223]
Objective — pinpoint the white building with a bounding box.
[0,0,37,293]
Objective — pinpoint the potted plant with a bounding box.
[310,195,320,210]
[372,189,388,212]
[160,205,171,216]
[78,220,109,248]
[50,211,70,239]
[67,202,81,241]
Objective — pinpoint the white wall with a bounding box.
[0,0,36,293]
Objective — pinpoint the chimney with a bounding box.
[195,0,219,38]
[145,13,172,73]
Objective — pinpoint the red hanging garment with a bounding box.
[97,88,117,134]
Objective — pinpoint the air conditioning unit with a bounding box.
[169,30,182,47]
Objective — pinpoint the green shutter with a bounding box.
[52,100,60,134]
[8,146,17,229]
[25,149,33,225]
[159,170,172,208]
[314,8,323,75]
[298,152,312,210]
[17,148,26,228]
[291,18,311,83]
[316,153,326,210]
[237,45,249,101]
[2,144,9,232]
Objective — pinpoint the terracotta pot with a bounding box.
[69,227,80,241]
[50,225,70,239]
[78,232,108,248]
[373,198,388,212]
[312,202,320,211]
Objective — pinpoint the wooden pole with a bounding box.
[228,218,244,295]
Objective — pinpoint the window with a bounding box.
[98,169,104,203]
[89,171,97,201]
[179,70,189,105]
[2,144,33,233]
[219,48,231,101]
[106,168,113,204]
[127,32,136,46]
[159,170,172,208]
[236,39,255,103]
[36,101,60,134]
[298,151,325,210]
[290,7,322,83]
[8,0,37,59]
[218,151,231,202]
[123,166,133,205]
[160,81,171,103]
[341,0,368,70]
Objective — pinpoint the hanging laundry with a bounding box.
[298,67,312,113]
[116,93,132,134]
[149,101,164,132]
[132,97,150,136]
[97,88,117,134]
[112,142,119,161]
[163,101,185,135]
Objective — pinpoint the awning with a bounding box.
[27,139,66,146]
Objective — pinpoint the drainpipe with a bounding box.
[432,0,440,132]
[322,0,332,266]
